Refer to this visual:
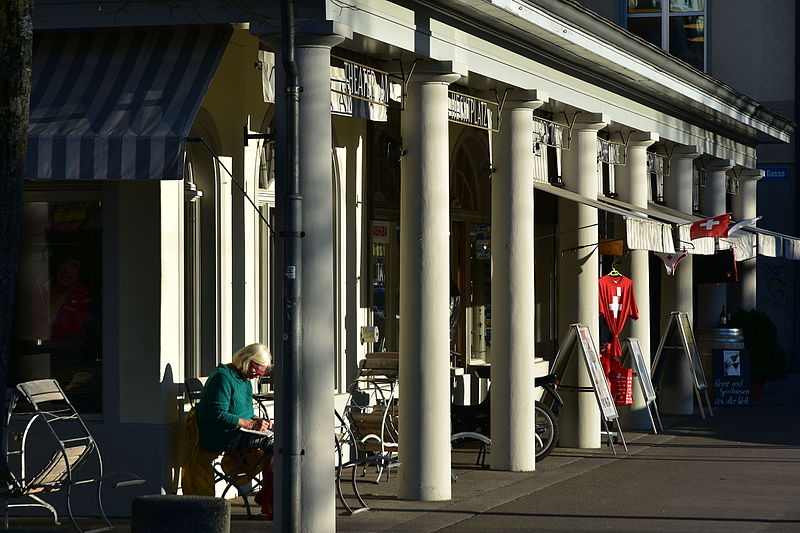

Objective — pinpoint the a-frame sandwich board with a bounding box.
[622,337,663,434]
[551,323,628,455]
[652,311,714,419]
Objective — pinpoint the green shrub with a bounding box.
[730,310,789,382]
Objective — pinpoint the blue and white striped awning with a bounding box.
[26,26,231,180]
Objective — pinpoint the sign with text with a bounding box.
[532,116,569,150]
[448,91,498,131]
[758,167,789,182]
[712,348,750,406]
[331,56,396,122]
[552,324,618,422]
[624,338,656,402]
[576,325,617,421]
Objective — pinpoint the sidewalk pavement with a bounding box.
[7,374,800,532]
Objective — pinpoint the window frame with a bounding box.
[623,0,707,71]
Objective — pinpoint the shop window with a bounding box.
[13,199,103,413]
[625,0,706,71]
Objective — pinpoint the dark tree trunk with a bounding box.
[0,0,33,433]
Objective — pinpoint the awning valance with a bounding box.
[741,226,800,260]
[625,218,675,253]
[27,26,231,180]
[533,183,674,253]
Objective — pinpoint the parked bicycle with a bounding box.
[451,365,563,461]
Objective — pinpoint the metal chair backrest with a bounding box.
[185,377,207,407]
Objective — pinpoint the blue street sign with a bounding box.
[758,167,789,181]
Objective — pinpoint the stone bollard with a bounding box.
[131,495,230,533]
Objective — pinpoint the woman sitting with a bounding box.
[194,343,275,517]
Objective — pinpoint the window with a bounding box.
[626,0,706,71]
[13,198,103,413]
[648,151,667,204]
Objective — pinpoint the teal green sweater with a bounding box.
[195,364,255,452]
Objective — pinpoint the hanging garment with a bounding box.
[654,251,689,276]
[598,274,639,358]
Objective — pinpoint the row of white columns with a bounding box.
[267,29,764,527]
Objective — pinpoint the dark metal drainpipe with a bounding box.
[280,0,303,531]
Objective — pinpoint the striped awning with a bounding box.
[26,26,231,180]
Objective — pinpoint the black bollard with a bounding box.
[131,494,230,533]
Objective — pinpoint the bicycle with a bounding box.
[451,365,563,461]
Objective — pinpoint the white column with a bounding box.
[697,159,732,329]
[558,113,607,449]
[398,60,466,501]
[615,132,657,429]
[733,169,763,311]
[660,146,697,414]
[490,90,547,471]
[270,24,350,532]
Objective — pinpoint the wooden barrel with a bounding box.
[695,328,745,384]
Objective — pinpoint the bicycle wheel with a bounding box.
[534,401,558,460]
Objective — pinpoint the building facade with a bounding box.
[577,0,799,368]
[10,0,794,530]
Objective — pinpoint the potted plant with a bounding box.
[730,310,789,403]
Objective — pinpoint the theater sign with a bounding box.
[330,56,400,122]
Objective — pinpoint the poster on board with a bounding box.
[624,338,657,403]
[575,325,618,421]
[712,348,750,406]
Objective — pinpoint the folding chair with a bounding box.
[1,379,144,533]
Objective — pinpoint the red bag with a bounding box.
[611,367,633,406]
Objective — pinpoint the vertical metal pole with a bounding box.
[280,1,302,531]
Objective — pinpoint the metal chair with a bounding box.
[1,379,144,532]
[334,408,401,515]
[342,353,401,483]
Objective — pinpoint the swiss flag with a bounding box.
[690,214,731,240]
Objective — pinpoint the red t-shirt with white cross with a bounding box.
[598,274,639,358]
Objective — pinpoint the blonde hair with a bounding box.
[232,343,272,376]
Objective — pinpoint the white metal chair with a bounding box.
[1,379,144,532]
[342,353,401,483]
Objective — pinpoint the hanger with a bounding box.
[608,261,622,277]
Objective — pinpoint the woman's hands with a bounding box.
[239,417,274,432]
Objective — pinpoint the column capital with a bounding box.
[255,19,352,48]
[738,168,765,181]
[399,60,467,85]
[626,131,658,149]
[571,112,608,131]
[668,144,700,160]
[708,158,734,172]
[504,89,549,110]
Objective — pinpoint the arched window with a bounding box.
[450,129,490,220]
